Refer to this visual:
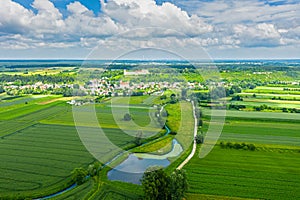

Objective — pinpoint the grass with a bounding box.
[52,179,95,200]
[105,96,155,105]
[202,108,300,122]
[186,193,255,200]
[230,98,300,109]
[184,145,300,200]
[0,95,165,198]
[239,93,300,100]
[133,135,174,154]
[0,96,63,120]
[218,121,300,146]
[165,101,195,151]
[0,123,95,198]
[244,86,300,95]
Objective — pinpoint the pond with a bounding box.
[107,139,183,184]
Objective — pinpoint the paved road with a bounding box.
[177,101,198,170]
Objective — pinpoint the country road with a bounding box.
[177,101,198,170]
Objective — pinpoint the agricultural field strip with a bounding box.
[229,100,300,109]
[202,108,300,120]
[0,101,67,121]
[0,95,58,109]
[243,89,300,95]
[239,92,300,98]
[219,134,300,146]
[0,121,36,137]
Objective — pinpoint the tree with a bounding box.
[211,86,226,99]
[71,168,88,185]
[88,162,101,177]
[198,119,203,127]
[160,94,167,100]
[124,113,132,121]
[181,88,188,100]
[73,84,80,89]
[135,130,143,145]
[169,170,188,200]
[141,167,170,200]
[195,134,204,144]
[0,86,5,94]
[141,167,188,200]
[170,93,177,104]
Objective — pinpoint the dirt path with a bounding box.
[177,101,198,170]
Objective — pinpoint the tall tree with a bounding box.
[135,130,143,145]
[142,167,188,200]
[141,167,170,200]
[71,168,88,185]
[170,170,189,200]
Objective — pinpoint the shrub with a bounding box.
[248,144,256,151]
[195,134,204,144]
[170,131,177,135]
[123,113,132,121]
[220,141,225,148]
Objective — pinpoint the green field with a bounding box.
[1,77,300,200]
[165,102,195,151]
[203,108,300,122]
[0,123,95,198]
[244,86,300,95]
[0,95,164,198]
[184,146,300,200]
[230,98,300,109]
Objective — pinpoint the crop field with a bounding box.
[184,146,300,200]
[238,92,300,100]
[244,86,300,95]
[0,123,95,198]
[202,108,300,122]
[0,95,63,120]
[0,95,165,198]
[230,99,300,109]
[42,103,162,135]
[105,96,155,105]
[216,121,300,146]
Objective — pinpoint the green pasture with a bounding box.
[184,146,300,200]
[202,108,300,122]
[244,86,300,95]
[239,93,300,100]
[165,101,195,151]
[230,98,300,109]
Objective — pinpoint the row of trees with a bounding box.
[220,141,256,151]
[71,162,101,185]
[0,74,75,84]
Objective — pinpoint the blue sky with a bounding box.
[13,0,101,15]
[0,0,299,59]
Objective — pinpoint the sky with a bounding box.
[0,0,299,60]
